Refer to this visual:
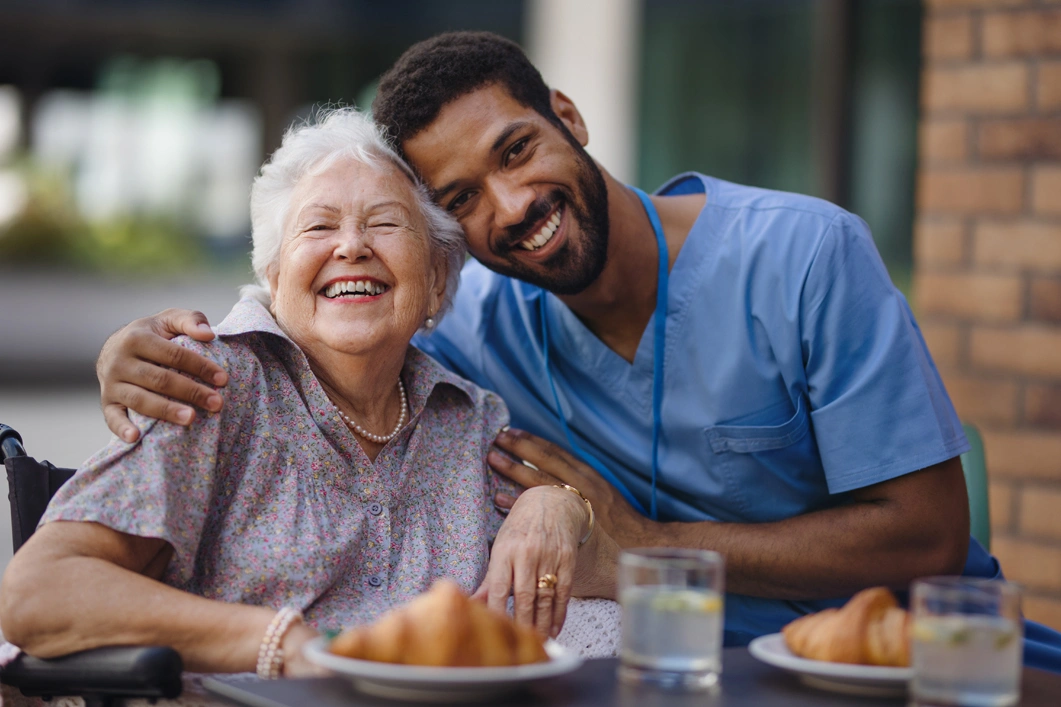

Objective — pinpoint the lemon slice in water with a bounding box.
[648,590,722,614]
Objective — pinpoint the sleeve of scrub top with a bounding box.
[800,212,969,494]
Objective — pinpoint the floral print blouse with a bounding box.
[42,296,517,632]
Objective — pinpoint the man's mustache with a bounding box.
[501,193,563,251]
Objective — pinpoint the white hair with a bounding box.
[241,107,465,328]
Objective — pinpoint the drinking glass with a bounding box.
[618,548,724,690]
[910,577,1023,707]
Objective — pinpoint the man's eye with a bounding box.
[307,224,331,231]
[505,138,530,165]
[448,192,473,212]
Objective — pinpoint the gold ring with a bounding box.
[537,573,558,590]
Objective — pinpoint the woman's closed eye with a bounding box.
[367,220,411,232]
[365,200,416,229]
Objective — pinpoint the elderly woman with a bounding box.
[0,109,618,677]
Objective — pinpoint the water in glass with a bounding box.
[619,548,724,689]
[620,586,723,678]
[911,614,1022,707]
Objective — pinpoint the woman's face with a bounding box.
[268,157,444,360]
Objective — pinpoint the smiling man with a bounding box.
[95,32,1061,667]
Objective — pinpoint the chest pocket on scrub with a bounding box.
[701,397,812,521]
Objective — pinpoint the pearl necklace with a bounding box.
[334,379,408,444]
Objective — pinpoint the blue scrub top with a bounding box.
[413,174,1055,655]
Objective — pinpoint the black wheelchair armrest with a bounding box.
[1,645,183,703]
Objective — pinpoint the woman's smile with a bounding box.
[319,276,391,302]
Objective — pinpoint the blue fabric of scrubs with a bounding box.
[413,172,1061,672]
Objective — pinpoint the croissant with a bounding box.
[329,579,549,667]
[782,587,911,667]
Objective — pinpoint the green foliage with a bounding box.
[75,215,202,272]
[0,160,207,273]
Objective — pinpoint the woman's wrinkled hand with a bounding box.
[473,486,589,639]
[97,309,230,442]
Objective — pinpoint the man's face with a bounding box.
[402,84,609,295]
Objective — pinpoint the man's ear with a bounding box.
[549,89,589,147]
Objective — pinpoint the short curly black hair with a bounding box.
[373,31,563,153]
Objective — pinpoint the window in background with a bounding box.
[846,0,922,291]
[3,57,263,272]
[639,0,818,197]
[638,0,922,291]
[0,86,26,228]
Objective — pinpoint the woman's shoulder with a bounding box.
[171,331,271,387]
[174,296,299,385]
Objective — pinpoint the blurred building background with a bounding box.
[916,0,1061,631]
[0,0,1056,627]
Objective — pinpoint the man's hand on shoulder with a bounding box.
[97,309,229,442]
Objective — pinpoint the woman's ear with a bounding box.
[266,264,280,313]
[427,256,447,320]
[549,89,589,147]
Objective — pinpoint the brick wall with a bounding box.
[917,0,1061,629]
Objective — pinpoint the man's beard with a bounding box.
[487,138,609,296]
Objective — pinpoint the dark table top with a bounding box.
[204,648,1061,707]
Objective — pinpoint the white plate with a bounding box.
[303,636,583,702]
[748,633,913,697]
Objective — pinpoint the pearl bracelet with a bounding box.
[553,484,595,546]
[256,607,303,679]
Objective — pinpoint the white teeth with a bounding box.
[519,207,562,252]
[323,280,387,298]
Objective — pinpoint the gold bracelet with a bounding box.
[553,484,595,546]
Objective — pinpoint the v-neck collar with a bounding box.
[542,174,716,408]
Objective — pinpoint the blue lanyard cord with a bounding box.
[637,187,670,521]
[538,186,669,521]
[539,301,649,516]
